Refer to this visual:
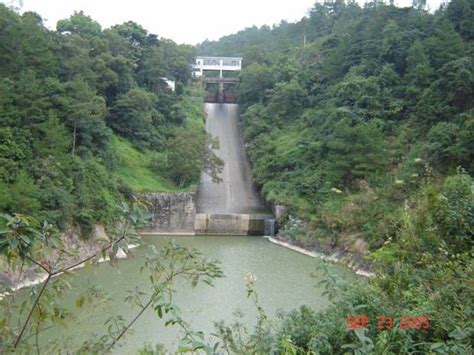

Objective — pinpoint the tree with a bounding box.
[243,45,270,67]
[166,127,223,188]
[330,74,382,119]
[107,88,162,149]
[380,20,405,73]
[446,0,474,40]
[412,0,426,10]
[57,11,101,36]
[266,79,306,122]
[425,20,465,70]
[137,46,166,92]
[92,52,134,102]
[60,79,109,155]
[325,118,387,188]
[239,63,274,106]
[0,6,57,77]
[109,21,149,61]
[161,42,195,83]
[405,40,433,90]
[415,57,473,125]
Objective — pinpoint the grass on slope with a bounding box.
[110,135,192,193]
[182,88,206,130]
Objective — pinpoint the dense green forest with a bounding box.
[0,5,208,236]
[199,0,474,353]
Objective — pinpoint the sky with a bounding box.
[2,0,445,45]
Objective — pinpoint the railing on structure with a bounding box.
[202,77,239,84]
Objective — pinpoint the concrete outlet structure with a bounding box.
[194,213,274,236]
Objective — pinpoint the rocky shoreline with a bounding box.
[0,245,138,299]
[0,224,138,296]
[266,235,375,278]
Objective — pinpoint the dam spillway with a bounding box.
[197,104,267,214]
[195,103,274,235]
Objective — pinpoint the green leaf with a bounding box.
[176,346,194,353]
[75,296,85,308]
[430,343,447,350]
[155,305,163,318]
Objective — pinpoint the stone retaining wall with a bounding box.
[141,192,196,234]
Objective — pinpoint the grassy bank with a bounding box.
[110,135,195,193]
[110,88,206,193]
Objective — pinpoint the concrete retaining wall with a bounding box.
[194,213,274,235]
[141,193,196,234]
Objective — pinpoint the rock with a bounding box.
[353,238,369,255]
[272,204,288,227]
[94,223,110,242]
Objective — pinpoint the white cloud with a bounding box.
[2,0,445,44]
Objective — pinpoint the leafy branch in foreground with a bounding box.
[75,241,224,353]
[0,199,150,352]
[205,272,308,355]
[1,199,225,354]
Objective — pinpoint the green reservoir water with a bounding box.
[32,235,355,353]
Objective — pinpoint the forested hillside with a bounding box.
[200,0,474,352]
[0,6,206,235]
[235,0,473,250]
